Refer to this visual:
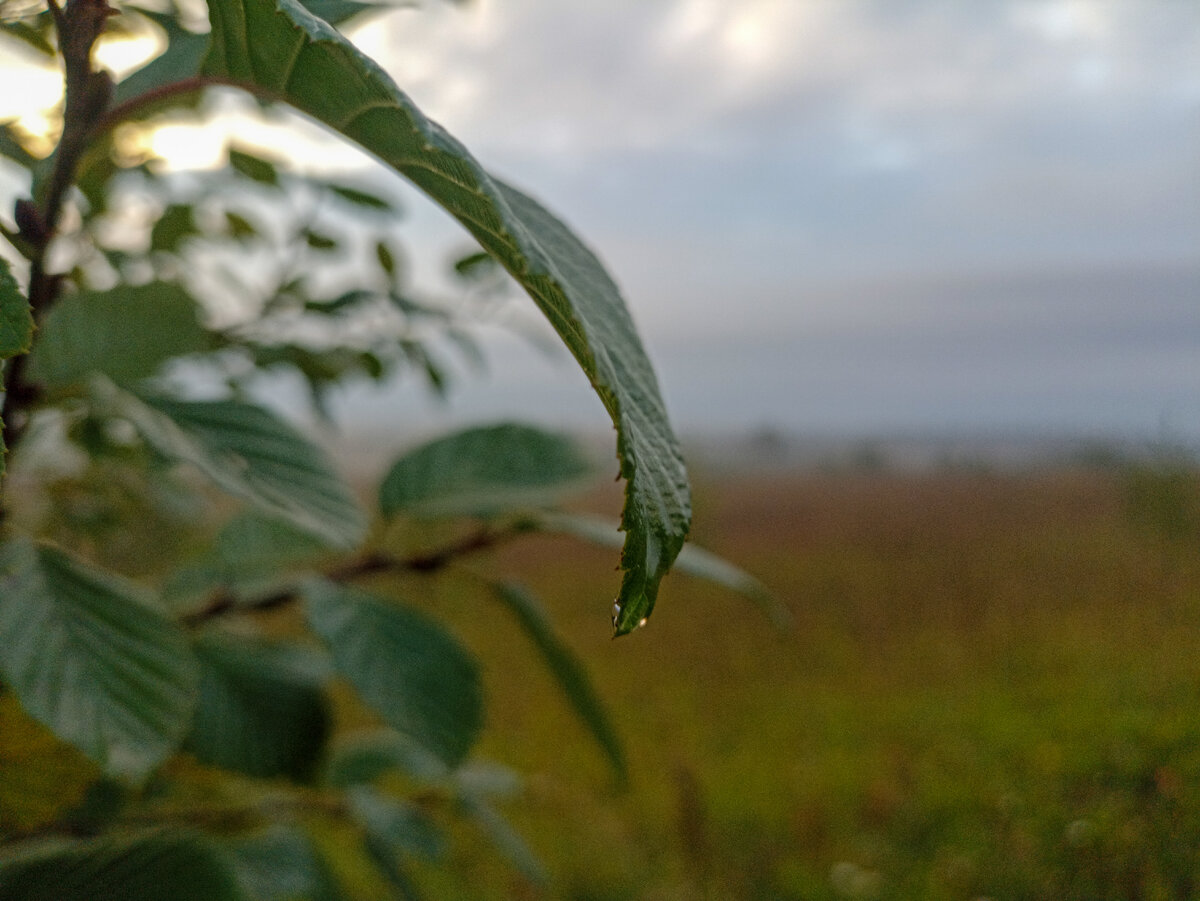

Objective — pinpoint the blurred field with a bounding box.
[409,463,1200,900]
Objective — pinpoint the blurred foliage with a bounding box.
[0,0,724,896]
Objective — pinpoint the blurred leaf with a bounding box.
[326,730,449,788]
[229,147,279,186]
[150,203,198,253]
[359,351,385,380]
[452,761,522,799]
[415,347,447,397]
[111,389,367,548]
[29,282,209,388]
[0,19,55,56]
[112,11,209,108]
[298,0,386,26]
[305,819,396,901]
[458,796,545,886]
[491,583,626,784]
[304,229,338,251]
[224,210,258,239]
[58,778,128,837]
[327,183,393,211]
[374,241,396,277]
[0,256,33,359]
[0,832,249,901]
[204,0,691,633]
[350,789,437,900]
[387,293,445,320]
[249,341,377,386]
[196,511,342,582]
[348,785,444,862]
[533,511,792,629]
[0,538,198,780]
[227,826,345,901]
[166,511,331,606]
[0,122,39,169]
[379,423,593,519]
[304,289,373,315]
[185,632,332,782]
[303,580,482,768]
[450,249,497,282]
[0,696,99,834]
[71,145,118,216]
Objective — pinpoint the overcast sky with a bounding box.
[325,0,1200,440]
[4,0,1198,440]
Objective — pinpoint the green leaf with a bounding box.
[0,122,39,169]
[491,583,625,784]
[304,289,374,315]
[450,249,497,282]
[327,183,393,211]
[374,241,396,277]
[0,20,55,56]
[379,423,593,519]
[298,0,384,26]
[304,229,339,251]
[225,210,258,239]
[0,538,198,780]
[165,511,331,607]
[348,785,445,862]
[229,147,279,186]
[114,0,381,115]
[0,832,249,901]
[113,12,209,107]
[227,827,344,901]
[110,389,367,548]
[185,632,332,782]
[533,512,792,629]
[203,0,691,634]
[303,581,482,767]
[0,257,33,359]
[150,203,198,253]
[458,796,546,886]
[326,730,449,788]
[28,282,209,388]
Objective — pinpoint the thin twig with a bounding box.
[181,521,535,627]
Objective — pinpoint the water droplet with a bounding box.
[637,617,648,628]
[611,601,621,628]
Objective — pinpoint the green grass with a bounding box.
[417,468,1200,900]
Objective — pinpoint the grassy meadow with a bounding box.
[407,461,1200,900]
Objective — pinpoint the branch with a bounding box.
[180,521,535,627]
[2,0,117,459]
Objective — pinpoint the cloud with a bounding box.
[337,2,1200,435]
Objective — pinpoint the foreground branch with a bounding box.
[2,0,118,457]
[181,522,534,627]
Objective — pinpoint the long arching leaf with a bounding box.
[203,0,691,634]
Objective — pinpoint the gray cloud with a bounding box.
[339,1,1200,437]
